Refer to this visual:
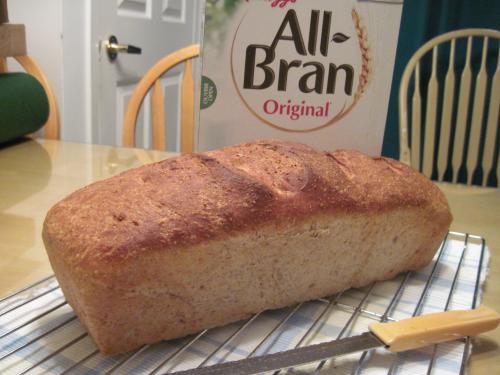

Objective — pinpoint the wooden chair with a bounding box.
[123,44,200,153]
[399,29,500,186]
[0,0,60,139]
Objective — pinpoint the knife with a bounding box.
[172,305,500,375]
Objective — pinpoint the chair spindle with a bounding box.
[452,36,473,183]
[467,37,489,185]
[411,62,422,170]
[437,39,456,181]
[181,59,194,154]
[152,79,166,151]
[482,43,500,186]
[422,46,439,178]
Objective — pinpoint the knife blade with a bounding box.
[171,306,500,375]
[172,331,383,375]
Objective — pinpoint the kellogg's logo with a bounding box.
[246,0,297,7]
[230,0,371,132]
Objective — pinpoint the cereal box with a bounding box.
[198,0,403,154]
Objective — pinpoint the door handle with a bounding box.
[106,35,142,61]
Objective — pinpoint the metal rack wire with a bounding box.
[0,231,487,374]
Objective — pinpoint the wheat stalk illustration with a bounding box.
[352,8,372,101]
[329,7,372,124]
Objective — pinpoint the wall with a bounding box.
[8,0,90,143]
[62,0,91,143]
[8,0,64,131]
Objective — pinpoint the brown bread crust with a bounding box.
[42,140,452,354]
[44,140,449,265]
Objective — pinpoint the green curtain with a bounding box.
[382,0,500,183]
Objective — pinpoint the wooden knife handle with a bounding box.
[370,305,500,352]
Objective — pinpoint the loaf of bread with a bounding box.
[43,140,452,355]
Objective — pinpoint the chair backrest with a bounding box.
[0,0,60,139]
[0,56,60,140]
[399,29,500,186]
[123,44,200,153]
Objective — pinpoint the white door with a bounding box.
[90,0,203,150]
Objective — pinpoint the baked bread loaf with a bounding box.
[43,140,452,355]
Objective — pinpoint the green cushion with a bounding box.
[0,72,49,144]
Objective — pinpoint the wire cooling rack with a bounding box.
[0,231,489,375]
